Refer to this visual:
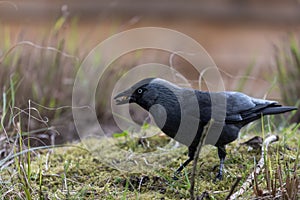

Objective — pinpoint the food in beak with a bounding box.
[114,90,132,105]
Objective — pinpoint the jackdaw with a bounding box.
[114,78,297,180]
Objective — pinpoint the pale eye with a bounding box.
[137,89,143,94]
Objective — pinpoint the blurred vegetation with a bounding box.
[275,35,300,123]
[0,17,82,144]
[0,15,129,145]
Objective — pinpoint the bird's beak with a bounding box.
[114,88,133,105]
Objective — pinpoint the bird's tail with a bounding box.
[236,105,297,126]
[261,106,297,115]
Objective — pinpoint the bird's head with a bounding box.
[114,78,179,110]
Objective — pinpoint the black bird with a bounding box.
[114,78,297,180]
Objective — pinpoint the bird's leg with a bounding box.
[215,145,226,181]
[175,157,193,174]
[173,146,195,179]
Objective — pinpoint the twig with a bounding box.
[197,191,210,200]
[0,41,79,64]
[190,119,214,200]
[225,176,242,200]
[229,134,279,199]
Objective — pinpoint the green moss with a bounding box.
[0,125,299,199]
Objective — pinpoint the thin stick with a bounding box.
[229,135,279,200]
[190,120,214,200]
[225,176,242,200]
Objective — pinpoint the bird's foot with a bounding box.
[172,171,181,180]
[213,173,223,183]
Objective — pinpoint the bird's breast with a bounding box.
[149,103,181,139]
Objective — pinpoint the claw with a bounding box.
[214,172,223,182]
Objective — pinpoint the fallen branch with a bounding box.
[229,134,279,200]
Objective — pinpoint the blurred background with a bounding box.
[0,0,299,145]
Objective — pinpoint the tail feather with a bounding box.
[237,105,297,126]
[261,106,297,115]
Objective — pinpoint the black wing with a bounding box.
[186,90,295,125]
[224,92,295,125]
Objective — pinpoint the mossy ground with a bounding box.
[0,125,299,199]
